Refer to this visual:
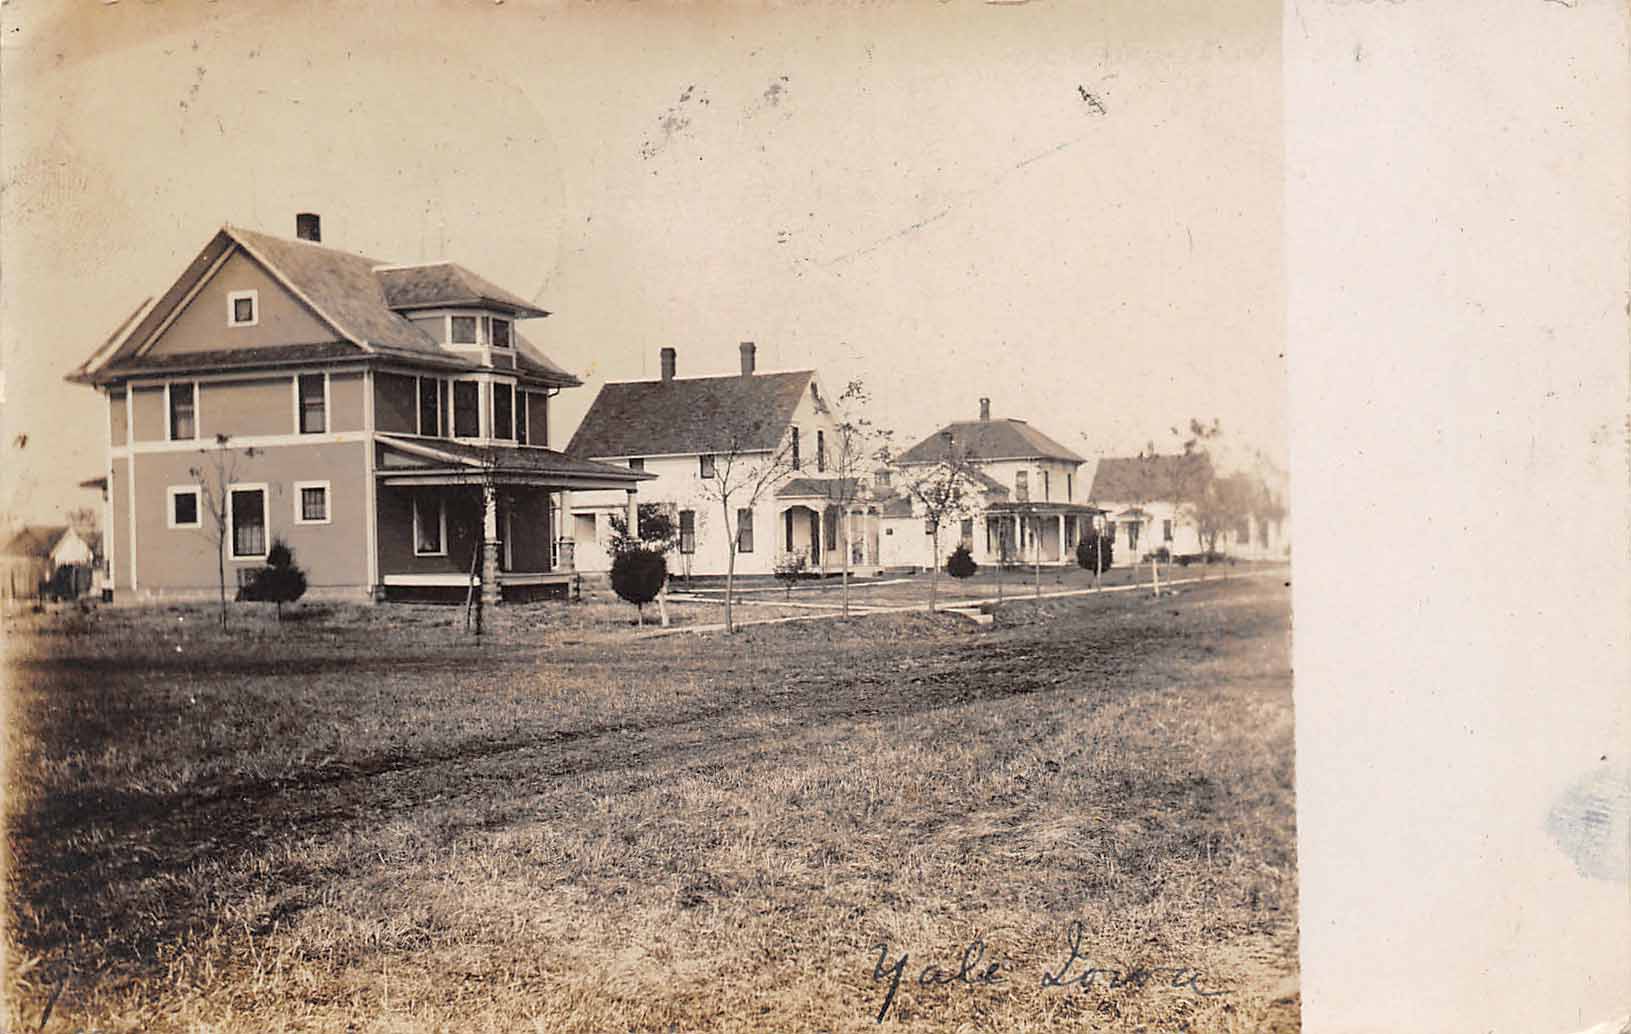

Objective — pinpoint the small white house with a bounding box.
[565,344,882,578]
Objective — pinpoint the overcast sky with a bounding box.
[0,0,1282,528]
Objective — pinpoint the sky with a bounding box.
[0,0,1283,530]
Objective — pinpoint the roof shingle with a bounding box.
[567,371,814,459]
[1088,453,1214,504]
[895,419,1085,465]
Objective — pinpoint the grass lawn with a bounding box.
[4,576,1297,1033]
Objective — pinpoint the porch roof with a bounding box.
[984,501,1106,516]
[376,435,655,490]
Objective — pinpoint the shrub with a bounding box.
[611,546,668,625]
[1076,530,1114,575]
[945,543,978,580]
[773,552,808,599]
[241,539,308,621]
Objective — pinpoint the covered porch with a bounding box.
[374,436,651,604]
[775,478,883,575]
[982,503,1105,567]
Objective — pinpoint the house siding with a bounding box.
[524,391,550,447]
[329,372,365,433]
[146,247,338,356]
[131,385,167,442]
[200,377,296,438]
[111,457,132,590]
[127,442,370,596]
[110,390,128,447]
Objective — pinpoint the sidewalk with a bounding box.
[639,566,1290,637]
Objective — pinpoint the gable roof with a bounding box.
[1088,453,1214,504]
[2,525,67,559]
[895,418,1085,465]
[72,226,576,387]
[566,371,815,459]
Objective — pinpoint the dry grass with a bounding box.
[4,578,1297,1033]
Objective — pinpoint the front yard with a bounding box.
[4,575,1297,1033]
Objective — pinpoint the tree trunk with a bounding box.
[637,603,643,628]
[216,532,227,629]
[658,580,670,627]
[928,530,939,613]
[840,510,851,617]
[1033,519,1042,599]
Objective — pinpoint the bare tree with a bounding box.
[695,413,798,634]
[813,380,892,617]
[189,434,259,629]
[899,432,980,613]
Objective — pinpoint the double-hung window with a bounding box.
[451,380,480,438]
[699,454,716,478]
[679,510,696,554]
[168,383,196,440]
[736,508,754,553]
[413,495,446,556]
[450,316,479,346]
[417,377,443,437]
[516,390,529,444]
[294,481,331,525]
[297,373,326,434]
[492,383,515,440]
[229,486,268,559]
[816,430,826,472]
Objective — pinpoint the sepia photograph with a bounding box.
[5,1,1297,1031]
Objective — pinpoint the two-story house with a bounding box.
[885,399,1101,570]
[68,216,649,604]
[565,344,880,578]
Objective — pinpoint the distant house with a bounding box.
[886,398,1102,570]
[67,215,649,603]
[1087,453,1214,563]
[1,525,101,600]
[566,344,879,577]
[1087,452,1288,563]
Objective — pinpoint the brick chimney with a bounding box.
[979,397,991,421]
[739,341,756,376]
[660,347,677,382]
[295,212,321,242]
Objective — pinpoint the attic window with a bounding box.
[450,316,479,345]
[227,290,258,327]
[491,319,512,349]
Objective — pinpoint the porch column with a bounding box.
[481,484,501,607]
[1058,513,1066,563]
[556,490,575,571]
[626,490,639,547]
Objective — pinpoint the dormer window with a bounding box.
[450,316,479,345]
[227,290,258,327]
[491,318,512,349]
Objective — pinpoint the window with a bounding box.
[736,508,754,553]
[167,486,201,529]
[492,383,515,440]
[1126,521,1140,552]
[790,427,801,470]
[491,318,512,349]
[516,390,529,444]
[875,469,891,489]
[824,508,838,551]
[168,382,196,440]
[1014,470,1028,502]
[451,380,480,438]
[1041,470,1050,501]
[297,373,326,434]
[417,377,443,437]
[1163,519,1174,542]
[413,495,446,555]
[960,517,974,546]
[451,316,479,345]
[628,457,645,472]
[227,290,258,327]
[1066,473,1074,501]
[699,454,716,479]
[294,481,330,525]
[229,486,267,559]
[679,510,696,554]
[816,430,826,472]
